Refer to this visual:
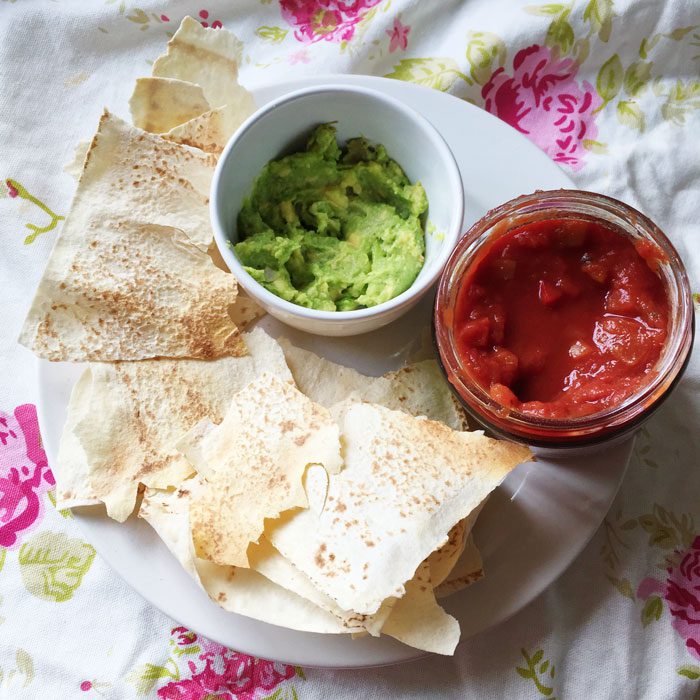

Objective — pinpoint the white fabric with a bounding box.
[1,1,699,698]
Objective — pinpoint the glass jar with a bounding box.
[433,190,694,449]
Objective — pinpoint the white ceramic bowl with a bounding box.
[210,84,464,336]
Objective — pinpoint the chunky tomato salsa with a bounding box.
[454,218,669,419]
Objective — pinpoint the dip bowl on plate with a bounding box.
[210,84,463,336]
[433,189,694,452]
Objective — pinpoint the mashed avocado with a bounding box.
[233,124,428,311]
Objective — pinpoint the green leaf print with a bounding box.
[15,650,34,686]
[606,574,635,600]
[465,31,506,85]
[639,35,661,60]
[128,660,179,696]
[582,139,608,154]
[0,649,34,690]
[255,26,288,43]
[385,58,469,92]
[126,8,148,24]
[641,595,663,627]
[0,548,5,573]
[583,0,614,42]
[678,665,700,680]
[666,25,698,41]
[596,54,623,106]
[545,15,575,55]
[623,61,652,97]
[524,3,568,16]
[572,37,590,66]
[660,80,700,125]
[638,504,695,550]
[515,648,555,697]
[18,531,96,602]
[46,489,73,518]
[617,101,645,131]
[4,179,65,244]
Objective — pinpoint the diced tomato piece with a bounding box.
[490,309,506,344]
[556,275,581,297]
[459,317,490,348]
[519,347,547,374]
[556,220,588,247]
[568,340,592,359]
[581,260,608,283]
[491,347,519,385]
[492,258,516,280]
[605,286,636,315]
[538,279,562,305]
[490,383,519,408]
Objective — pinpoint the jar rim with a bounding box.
[433,189,694,444]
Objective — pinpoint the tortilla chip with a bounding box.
[19,111,244,361]
[64,139,91,180]
[434,534,484,598]
[55,368,100,509]
[247,536,394,635]
[140,486,351,634]
[279,340,468,430]
[381,562,460,655]
[130,77,210,133]
[164,102,255,154]
[228,292,266,330]
[152,16,248,110]
[269,402,531,616]
[426,505,484,588]
[179,373,343,568]
[58,328,291,520]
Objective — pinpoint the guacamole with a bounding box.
[233,124,428,311]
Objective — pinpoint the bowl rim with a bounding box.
[210,83,464,321]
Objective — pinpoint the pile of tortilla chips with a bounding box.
[19,18,532,656]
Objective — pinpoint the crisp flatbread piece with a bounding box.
[152,16,248,110]
[381,562,461,655]
[19,111,244,361]
[141,487,464,651]
[55,368,100,509]
[129,77,210,133]
[56,328,291,520]
[247,536,393,635]
[269,402,531,616]
[140,487,350,634]
[179,373,343,568]
[435,534,484,599]
[164,102,255,154]
[64,139,91,180]
[426,505,483,588]
[279,340,468,430]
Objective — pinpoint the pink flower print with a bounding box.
[173,626,199,647]
[386,16,410,53]
[198,9,222,29]
[666,536,700,660]
[288,48,311,65]
[638,536,700,661]
[481,44,602,171]
[6,180,18,198]
[0,404,54,548]
[280,0,382,44]
[158,630,296,700]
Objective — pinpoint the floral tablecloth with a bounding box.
[1,0,699,698]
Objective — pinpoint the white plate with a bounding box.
[36,75,632,669]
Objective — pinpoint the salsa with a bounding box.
[454,218,669,419]
[234,124,427,312]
